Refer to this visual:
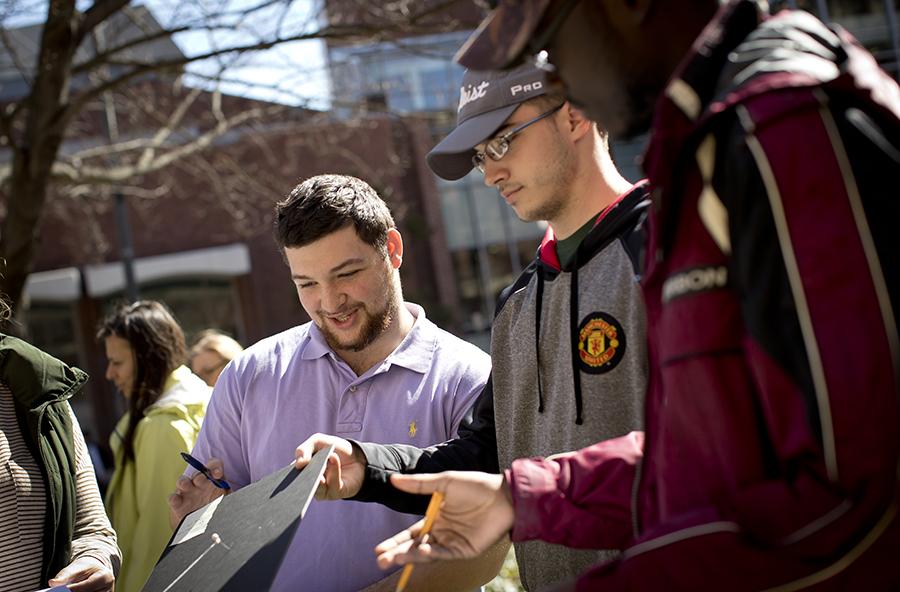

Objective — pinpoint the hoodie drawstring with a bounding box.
[534,267,545,414]
[570,249,584,425]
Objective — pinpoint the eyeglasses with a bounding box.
[472,104,564,173]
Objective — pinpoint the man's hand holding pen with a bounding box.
[168,456,230,529]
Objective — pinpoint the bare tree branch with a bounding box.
[73,1,313,74]
[46,103,290,184]
[75,0,131,45]
[137,86,204,170]
[74,22,194,74]
[67,25,362,115]
[0,0,477,321]
[65,180,171,200]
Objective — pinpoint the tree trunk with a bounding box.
[0,0,78,325]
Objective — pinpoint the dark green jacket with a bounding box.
[0,333,86,584]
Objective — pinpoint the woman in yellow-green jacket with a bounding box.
[98,301,211,592]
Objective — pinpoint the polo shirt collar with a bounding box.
[302,323,334,360]
[384,303,433,374]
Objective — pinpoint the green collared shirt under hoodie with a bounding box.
[555,214,600,270]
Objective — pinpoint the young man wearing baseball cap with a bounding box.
[295,63,651,590]
[373,1,900,589]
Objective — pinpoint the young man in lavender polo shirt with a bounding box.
[168,174,491,591]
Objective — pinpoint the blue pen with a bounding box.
[181,452,231,490]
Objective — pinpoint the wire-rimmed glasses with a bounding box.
[472,103,564,173]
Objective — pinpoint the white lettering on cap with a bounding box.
[458,81,490,112]
[510,81,543,96]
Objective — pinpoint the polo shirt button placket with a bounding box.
[337,383,365,434]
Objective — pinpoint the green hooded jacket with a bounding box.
[0,333,85,585]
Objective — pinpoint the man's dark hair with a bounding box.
[528,91,567,112]
[275,174,395,256]
[97,300,187,462]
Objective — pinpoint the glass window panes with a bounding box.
[101,278,242,346]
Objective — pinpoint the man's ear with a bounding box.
[386,229,403,269]
[564,102,594,141]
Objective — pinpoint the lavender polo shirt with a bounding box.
[188,303,490,591]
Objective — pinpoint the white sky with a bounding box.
[152,0,332,108]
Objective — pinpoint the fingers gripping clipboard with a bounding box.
[143,445,334,592]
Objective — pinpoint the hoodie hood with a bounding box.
[111,366,210,452]
[0,333,88,410]
[537,180,651,273]
[145,365,210,429]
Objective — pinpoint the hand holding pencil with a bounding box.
[374,471,515,584]
[394,491,444,592]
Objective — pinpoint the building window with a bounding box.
[22,302,80,368]
[101,278,242,345]
[20,301,96,430]
[437,173,545,333]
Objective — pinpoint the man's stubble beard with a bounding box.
[319,266,400,354]
[520,130,577,224]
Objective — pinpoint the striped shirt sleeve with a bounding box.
[67,407,121,576]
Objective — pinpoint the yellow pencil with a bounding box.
[395,491,444,592]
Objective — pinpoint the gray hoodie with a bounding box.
[354,181,650,590]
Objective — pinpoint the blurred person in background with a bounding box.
[0,297,119,591]
[189,330,244,387]
[98,300,211,592]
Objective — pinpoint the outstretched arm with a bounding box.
[294,376,501,515]
[354,376,501,514]
[374,471,516,567]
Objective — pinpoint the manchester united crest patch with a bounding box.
[577,312,626,374]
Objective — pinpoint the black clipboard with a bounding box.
[142,445,333,592]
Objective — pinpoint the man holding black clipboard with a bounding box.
[168,175,497,591]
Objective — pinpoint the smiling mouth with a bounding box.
[324,308,358,327]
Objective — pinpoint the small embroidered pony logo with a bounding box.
[408,421,417,438]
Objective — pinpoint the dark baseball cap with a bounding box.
[454,0,555,71]
[427,63,549,180]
